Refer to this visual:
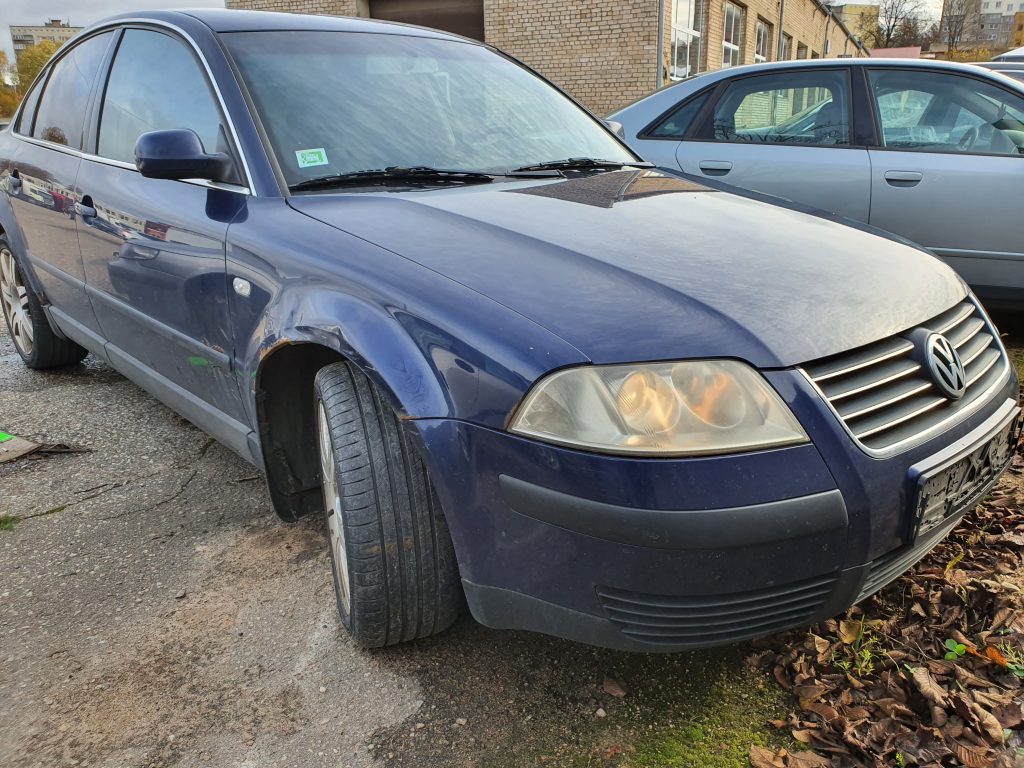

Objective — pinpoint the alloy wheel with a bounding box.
[318,400,351,614]
[0,246,33,357]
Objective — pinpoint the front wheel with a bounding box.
[314,361,462,647]
[0,236,87,369]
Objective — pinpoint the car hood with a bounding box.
[288,170,965,368]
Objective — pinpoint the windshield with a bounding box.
[222,31,637,188]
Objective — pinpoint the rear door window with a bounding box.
[702,69,851,146]
[31,32,114,149]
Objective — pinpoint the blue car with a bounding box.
[0,10,1019,651]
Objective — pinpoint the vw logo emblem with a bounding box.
[925,333,967,400]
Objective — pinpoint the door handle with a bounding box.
[883,170,923,187]
[75,201,97,218]
[698,160,733,175]
[120,242,159,260]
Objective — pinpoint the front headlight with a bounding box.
[508,360,808,456]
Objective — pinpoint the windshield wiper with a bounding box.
[511,157,653,173]
[289,166,496,192]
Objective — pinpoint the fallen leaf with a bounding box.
[951,739,995,768]
[748,744,784,768]
[838,619,861,645]
[982,646,1009,668]
[912,667,947,706]
[601,676,626,698]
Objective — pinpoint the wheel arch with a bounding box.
[247,293,455,522]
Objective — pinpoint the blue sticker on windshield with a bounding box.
[296,148,329,168]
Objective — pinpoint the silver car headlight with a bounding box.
[508,360,809,456]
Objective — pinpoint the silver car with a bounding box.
[610,59,1024,307]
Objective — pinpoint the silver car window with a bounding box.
[707,69,851,146]
[869,69,1024,156]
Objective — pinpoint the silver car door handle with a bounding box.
[75,202,97,218]
[698,160,733,175]
[883,171,923,187]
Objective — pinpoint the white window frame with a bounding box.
[781,33,793,60]
[723,1,746,68]
[670,0,704,80]
[755,19,771,62]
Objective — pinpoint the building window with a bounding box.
[671,0,704,79]
[781,33,793,59]
[723,1,746,68]
[796,42,808,59]
[755,19,772,62]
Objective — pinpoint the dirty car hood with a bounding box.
[288,170,966,368]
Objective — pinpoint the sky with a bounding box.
[2,0,226,62]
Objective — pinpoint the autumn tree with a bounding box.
[942,0,979,50]
[868,0,926,48]
[15,39,60,95]
[0,51,19,118]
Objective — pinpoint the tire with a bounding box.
[314,361,462,647]
[0,236,87,369]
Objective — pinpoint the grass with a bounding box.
[621,659,800,768]
[0,514,19,531]
[507,648,799,768]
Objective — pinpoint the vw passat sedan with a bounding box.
[0,10,1019,651]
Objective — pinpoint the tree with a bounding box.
[868,0,926,48]
[15,40,60,95]
[942,0,977,51]
[0,51,19,118]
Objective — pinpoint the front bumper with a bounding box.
[412,371,1019,653]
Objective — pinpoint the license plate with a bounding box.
[912,410,1021,540]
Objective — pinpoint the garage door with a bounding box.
[368,0,485,41]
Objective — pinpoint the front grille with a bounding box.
[802,300,1008,453]
[596,575,837,647]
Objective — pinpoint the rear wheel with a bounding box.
[0,236,87,369]
[314,361,462,647]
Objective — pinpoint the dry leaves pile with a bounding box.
[749,450,1024,768]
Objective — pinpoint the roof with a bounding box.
[95,8,468,41]
[869,46,922,58]
[995,45,1024,61]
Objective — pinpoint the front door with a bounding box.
[865,67,1024,300]
[678,67,872,221]
[77,27,248,423]
[8,31,115,338]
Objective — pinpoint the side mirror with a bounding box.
[134,129,233,182]
[603,119,627,140]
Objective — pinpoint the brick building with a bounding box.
[223,0,867,114]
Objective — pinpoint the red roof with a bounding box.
[869,46,923,58]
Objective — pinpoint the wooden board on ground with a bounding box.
[0,433,39,464]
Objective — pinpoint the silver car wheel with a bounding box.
[0,246,33,357]
[318,400,351,614]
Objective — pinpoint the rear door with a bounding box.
[7,31,115,340]
[865,67,1024,300]
[77,27,249,424]
[677,67,872,220]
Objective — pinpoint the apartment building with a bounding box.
[10,19,81,58]
[829,3,879,43]
[224,0,867,114]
